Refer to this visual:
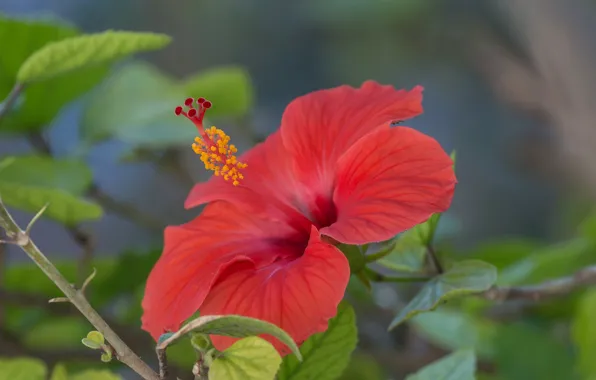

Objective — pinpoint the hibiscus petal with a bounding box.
[141,201,305,340]
[321,126,456,245]
[198,226,350,355]
[280,81,423,181]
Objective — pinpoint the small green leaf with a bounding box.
[183,66,253,117]
[157,332,175,346]
[278,302,358,380]
[0,155,102,224]
[0,358,46,380]
[100,352,112,363]
[158,314,301,360]
[69,370,122,380]
[17,31,171,83]
[389,260,497,329]
[86,330,105,345]
[405,350,476,380]
[208,336,281,380]
[81,338,102,350]
[49,364,68,380]
[572,289,596,378]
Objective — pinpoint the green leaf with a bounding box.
[208,336,281,380]
[69,370,122,380]
[0,155,92,194]
[17,31,171,83]
[0,358,46,380]
[0,15,108,132]
[389,260,497,329]
[278,302,358,380]
[497,238,595,286]
[183,66,253,117]
[86,331,105,346]
[411,309,497,359]
[338,244,366,273]
[49,364,68,380]
[405,350,476,380]
[80,61,195,146]
[376,214,441,273]
[572,289,596,378]
[0,155,101,224]
[494,324,576,380]
[158,314,301,360]
[468,239,540,271]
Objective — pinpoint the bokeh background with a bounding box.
[2,0,596,379]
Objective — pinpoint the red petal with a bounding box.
[198,226,350,355]
[141,201,306,340]
[280,81,423,187]
[321,126,456,245]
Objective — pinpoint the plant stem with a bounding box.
[426,245,444,274]
[0,199,160,380]
[0,83,24,122]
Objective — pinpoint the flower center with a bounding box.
[175,97,248,186]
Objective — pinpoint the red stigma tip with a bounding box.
[204,101,212,109]
[197,97,206,104]
[184,98,194,106]
[187,108,197,118]
[174,106,183,115]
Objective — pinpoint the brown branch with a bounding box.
[483,264,596,301]
[0,199,160,380]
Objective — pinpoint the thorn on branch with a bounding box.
[48,268,97,304]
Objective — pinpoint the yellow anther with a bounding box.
[191,126,247,185]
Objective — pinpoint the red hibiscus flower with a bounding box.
[141,81,456,354]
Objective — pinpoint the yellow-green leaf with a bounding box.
[0,358,46,380]
[183,66,253,117]
[0,155,101,224]
[0,15,108,132]
[389,260,497,330]
[278,302,357,380]
[17,31,171,83]
[208,336,281,380]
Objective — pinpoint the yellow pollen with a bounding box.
[191,126,247,186]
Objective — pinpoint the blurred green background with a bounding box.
[2,0,596,379]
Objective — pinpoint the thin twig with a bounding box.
[0,198,160,380]
[483,264,596,301]
[156,347,168,380]
[426,246,444,274]
[0,83,24,122]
